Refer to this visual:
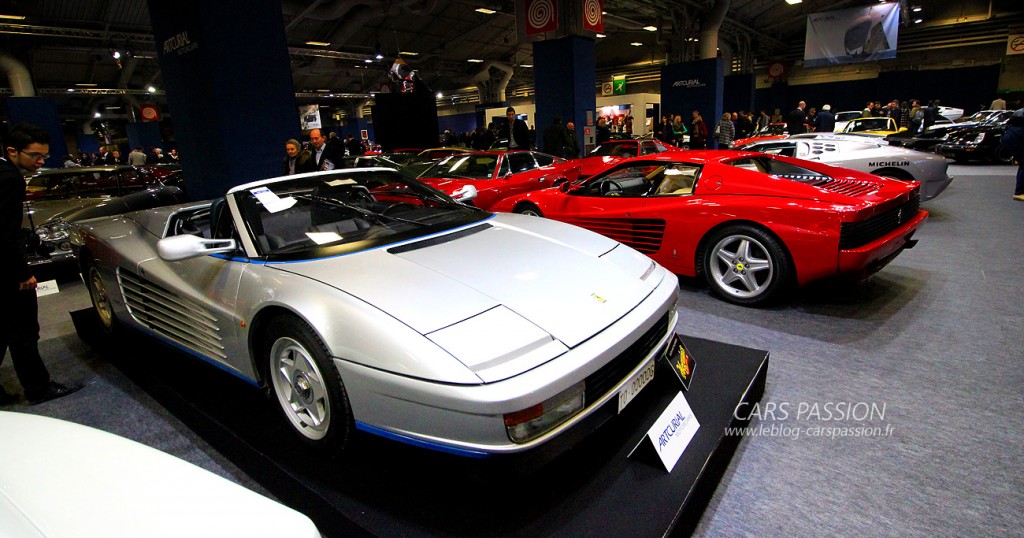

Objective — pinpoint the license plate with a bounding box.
[617,358,655,413]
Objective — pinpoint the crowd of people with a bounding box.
[61,146,180,168]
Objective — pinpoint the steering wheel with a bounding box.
[600,180,623,195]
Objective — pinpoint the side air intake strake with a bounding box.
[117,269,226,359]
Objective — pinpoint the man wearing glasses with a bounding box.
[0,122,83,406]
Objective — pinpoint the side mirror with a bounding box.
[451,184,478,204]
[157,234,237,261]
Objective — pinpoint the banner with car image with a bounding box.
[804,2,899,67]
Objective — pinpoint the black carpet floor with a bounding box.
[2,162,1022,536]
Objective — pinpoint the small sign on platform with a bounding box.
[665,334,696,391]
[630,391,700,472]
[36,279,59,297]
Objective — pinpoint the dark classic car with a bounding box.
[934,113,1016,163]
[886,110,1011,151]
[23,165,187,269]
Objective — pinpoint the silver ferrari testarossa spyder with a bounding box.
[71,168,679,458]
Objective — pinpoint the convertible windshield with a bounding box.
[420,154,499,179]
[231,170,487,257]
[588,142,639,158]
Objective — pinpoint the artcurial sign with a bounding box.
[672,78,706,89]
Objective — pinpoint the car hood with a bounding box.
[276,215,655,350]
[576,155,623,177]
[22,197,111,228]
[419,177,491,193]
[0,412,321,538]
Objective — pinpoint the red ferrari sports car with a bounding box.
[574,139,682,180]
[490,151,926,306]
[417,150,580,210]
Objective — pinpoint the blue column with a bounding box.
[147,0,299,200]
[533,36,596,156]
[4,97,68,169]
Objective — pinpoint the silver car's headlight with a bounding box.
[504,381,585,443]
[36,220,71,242]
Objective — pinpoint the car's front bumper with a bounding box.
[335,271,680,457]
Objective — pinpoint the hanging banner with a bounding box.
[523,0,557,35]
[804,2,899,67]
[582,0,604,33]
[299,104,321,130]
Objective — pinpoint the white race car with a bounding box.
[735,133,953,201]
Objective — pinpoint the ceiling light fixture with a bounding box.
[364,58,373,63]
[785,0,801,4]
[468,58,484,63]
[520,64,533,68]
[375,53,384,60]
[911,5,922,11]
[475,8,496,14]
[399,51,419,56]
[596,33,606,38]
[0,14,26,20]
[147,86,157,93]
[436,92,443,98]
[643,26,657,32]
[94,112,101,118]
[305,41,330,47]
[913,18,923,23]
[76,83,97,87]
[630,42,642,47]
[66,88,75,93]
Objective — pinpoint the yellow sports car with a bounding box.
[841,117,906,137]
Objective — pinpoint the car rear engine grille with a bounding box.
[565,217,666,254]
[839,192,921,250]
[811,177,879,197]
[585,310,671,405]
[117,269,226,359]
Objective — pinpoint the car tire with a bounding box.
[84,260,118,335]
[702,225,790,306]
[266,315,353,453]
[514,204,544,217]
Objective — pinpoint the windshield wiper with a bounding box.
[299,194,428,227]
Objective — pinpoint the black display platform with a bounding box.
[73,310,768,537]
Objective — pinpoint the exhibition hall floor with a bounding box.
[3,163,1022,536]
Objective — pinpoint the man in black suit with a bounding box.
[499,107,530,150]
[0,123,83,405]
[309,129,344,171]
[787,101,807,135]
